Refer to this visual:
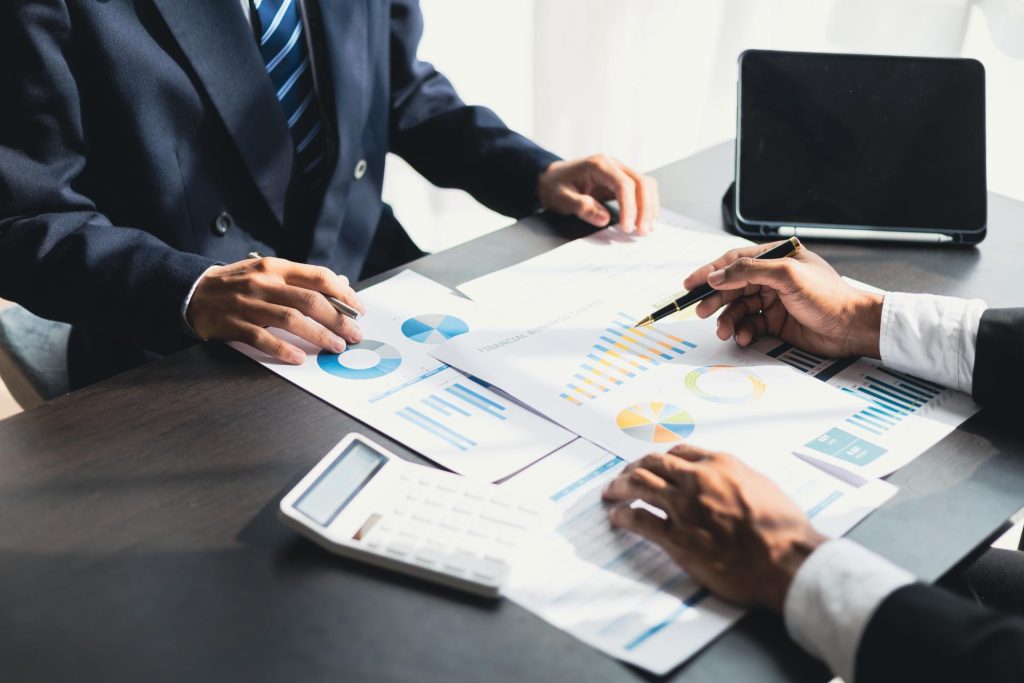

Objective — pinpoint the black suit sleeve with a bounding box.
[386,0,561,219]
[972,307,1024,406]
[0,1,214,354]
[855,584,1024,682]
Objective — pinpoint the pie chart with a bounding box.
[401,314,470,344]
[317,340,402,380]
[616,402,695,443]
[685,365,766,404]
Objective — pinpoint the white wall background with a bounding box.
[383,0,1024,253]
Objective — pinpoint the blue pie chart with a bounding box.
[400,314,470,344]
[317,340,402,380]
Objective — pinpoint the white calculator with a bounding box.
[279,433,555,597]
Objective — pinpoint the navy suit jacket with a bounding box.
[0,0,558,386]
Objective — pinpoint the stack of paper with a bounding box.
[232,210,976,674]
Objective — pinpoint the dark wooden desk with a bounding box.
[1,142,1021,682]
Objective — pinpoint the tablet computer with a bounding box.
[732,50,987,244]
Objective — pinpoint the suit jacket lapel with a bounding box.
[151,0,292,227]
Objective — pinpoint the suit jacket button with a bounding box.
[213,212,233,236]
[353,159,368,180]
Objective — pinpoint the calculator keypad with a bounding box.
[356,469,549,587]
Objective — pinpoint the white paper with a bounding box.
[458,211,752,311]
[501,439,897,675]
[432,291,868,467]
[230,271,574,481]
[755,336,982,478]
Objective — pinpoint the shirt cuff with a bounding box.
[180,265,218,340]
[783,538,914,683]
[879,292,987,394]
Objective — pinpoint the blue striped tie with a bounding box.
[251,0,326,178]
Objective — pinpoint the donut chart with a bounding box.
[616,402,695,443]
[317,340,402,380]
[685,365,766,404]
[401,314,470,344]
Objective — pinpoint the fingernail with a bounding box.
[708,269,725,286]
[289,350,306,364]
[331,337,347,353]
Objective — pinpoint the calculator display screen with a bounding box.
[294,442,387,526]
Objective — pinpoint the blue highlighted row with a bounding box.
[444,382,507,420]
[397,407,476,451]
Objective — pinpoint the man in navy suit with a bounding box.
[0,0,658,388]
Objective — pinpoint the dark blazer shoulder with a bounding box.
[972,307,1024,405]
[856,583,1024,683]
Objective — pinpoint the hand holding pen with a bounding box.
[671,239,885,359]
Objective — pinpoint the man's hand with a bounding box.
[538,155,659,235]
[186,257,365,364]
[602,444,827,611]
[683,242,884,358]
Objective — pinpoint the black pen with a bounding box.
[632,237,802,328]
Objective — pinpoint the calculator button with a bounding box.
[489,491,516,508]
[386,541,413,558]
[471,562,505,583]
[435,480,460,494]
[414,548,442,567]
[451,501,475,515]
[442,557,471,575]
[518,501,541,515]
[482,551,508,565]
[466,525,490,540]
[496,530,524,547]
[439,516,467,533]
[480,508,529,530]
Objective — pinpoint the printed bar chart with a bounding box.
[397,380,511,452]
[841,366,942,436]
[562,312,698,406]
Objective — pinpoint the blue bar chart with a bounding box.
[840,366,942,436]
[397,380,511,452]
[560,312,697,406]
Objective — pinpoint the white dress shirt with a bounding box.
[783,291,988,682]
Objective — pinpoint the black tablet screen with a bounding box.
[737,51,986,231]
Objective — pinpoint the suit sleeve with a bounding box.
[855,584,1024,683]
[386,0,561,219]
[0,1,215,355]
[972,308,1024,406]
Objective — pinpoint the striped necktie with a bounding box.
[250,0,326,178]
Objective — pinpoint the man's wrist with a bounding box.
[764,528,829,611]
[845,291,884,359]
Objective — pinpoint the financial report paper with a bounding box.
[231,271,574,481]
[432,289,869,466]
[501,439,896,674]
[455,215,980,478]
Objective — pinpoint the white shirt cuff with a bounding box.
[181,265,218,339]
[879,292,987,394]
[783,538,914,683]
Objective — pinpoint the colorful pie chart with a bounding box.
[616,402,695,443]
[401,314,470,344]
[317,340,402,380]
[685,365,766,404]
